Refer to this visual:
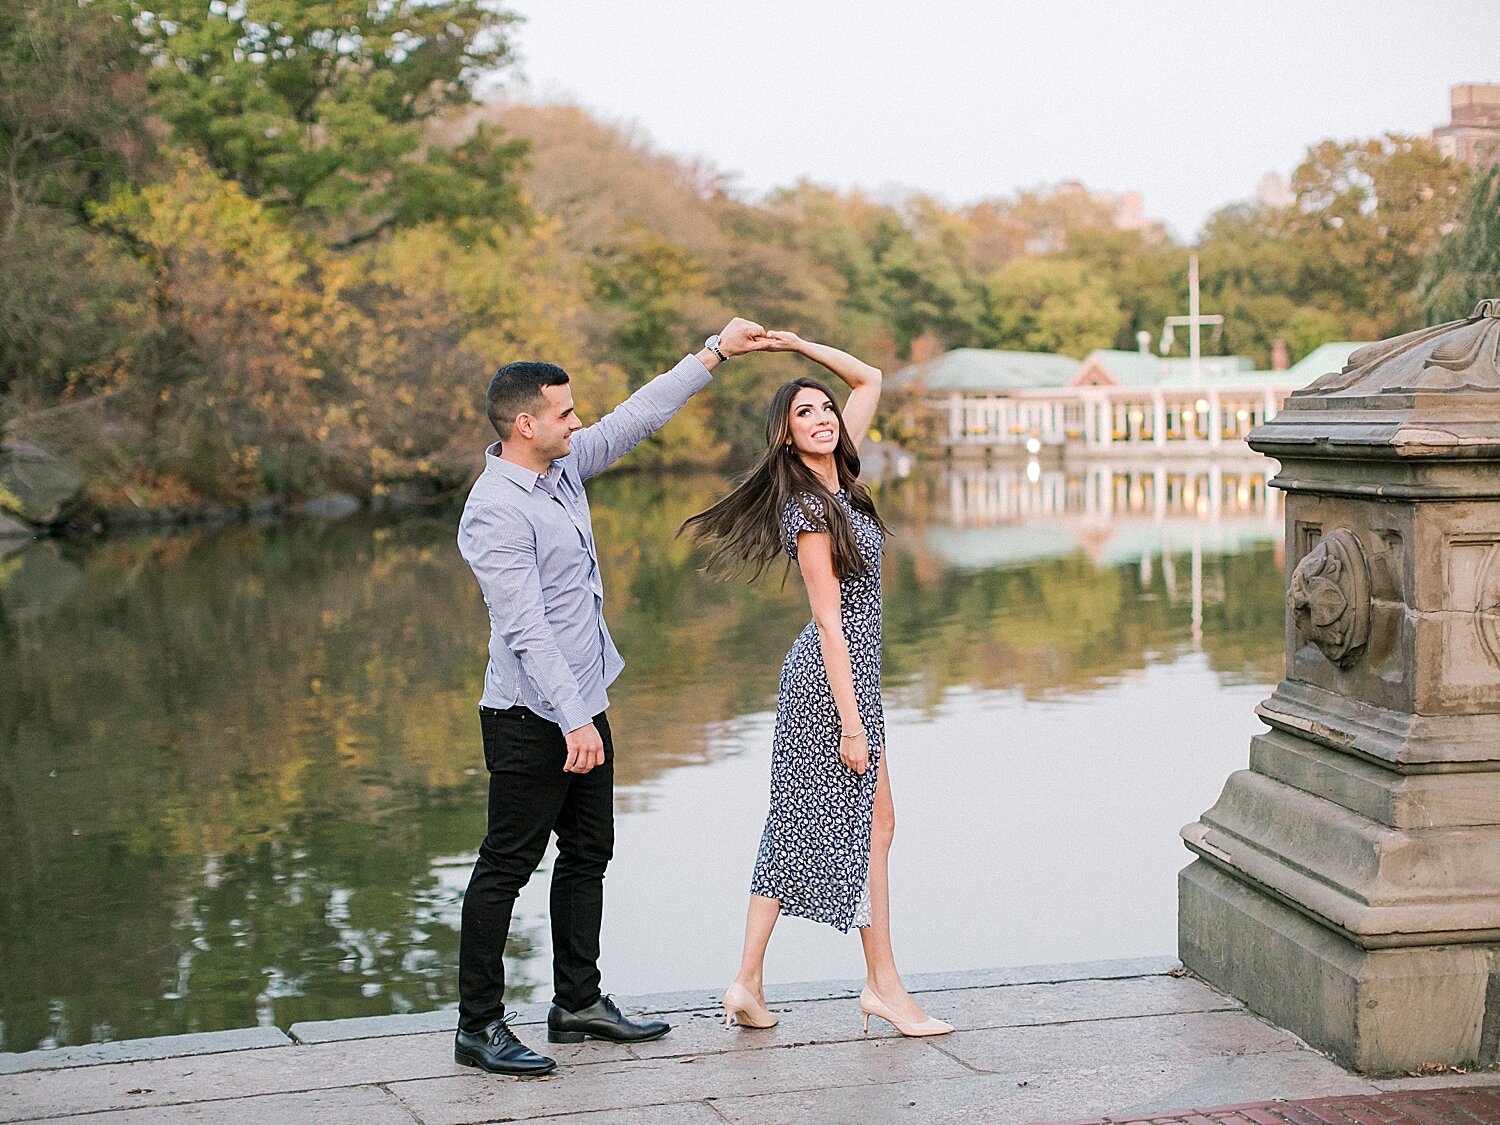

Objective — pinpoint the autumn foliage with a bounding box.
[0,0,1487,515]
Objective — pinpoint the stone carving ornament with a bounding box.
[1288,529,1371,668]
[1297,298,1500,397]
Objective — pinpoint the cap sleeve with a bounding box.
[781,493,829,559]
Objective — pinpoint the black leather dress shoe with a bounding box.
[547,995,671,1044]
[455,1016,556,1076]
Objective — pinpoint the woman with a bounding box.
[681,331,952,1038]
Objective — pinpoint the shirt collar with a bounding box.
[484,442,561,492]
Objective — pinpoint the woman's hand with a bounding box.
[718,317,771,356]
[763,330,807,353]
[839,729,869,775]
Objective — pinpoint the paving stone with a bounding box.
[911,975,1238,1032]
[22,1083,418,1124]
[934,1011,1305,1076]
[901,957,1184,994]
[389,1036,970,1125]
[0,1028,293,1075]
[711,1052,1375,1124]
[0,1029,623,1120]
[628,975,1237,1063]
[615,981,859,1016]
[1108,1052,1381,1115]
[1371,1071,1500,1092]
[290,1008,460,1044]
[606,960,1183,1018]
[627,996,897,1059]
[288,1004,550,1045]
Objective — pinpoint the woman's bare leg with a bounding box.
[732,893,781,1000]
[858,754,937,1022]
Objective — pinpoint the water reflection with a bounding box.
[0,461,1286,1051]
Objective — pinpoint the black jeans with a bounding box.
[457,705,615,1032]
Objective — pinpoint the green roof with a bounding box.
[890,348,1079,392]
[1081,350,1262,388]
[1285,342,1365,380]
[894,342,1374,394]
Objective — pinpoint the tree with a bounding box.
[1418,166,1500,324]
[0,0,150,223]
[1062,227,1188,352]
[92,151,365,500]
[120,0,529,243]
[0,0,155,401]
[1281,135,1469,334]
[978,258,1126,356]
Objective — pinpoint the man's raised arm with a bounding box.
[570,317,769,480]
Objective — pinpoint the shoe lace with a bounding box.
[487,1012,521,1045]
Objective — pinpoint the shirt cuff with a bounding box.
[558,698,594,734]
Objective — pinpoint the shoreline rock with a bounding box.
[0,439,84,526]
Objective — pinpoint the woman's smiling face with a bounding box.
[787,386,840,457]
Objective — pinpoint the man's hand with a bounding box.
[718,317,772,357]
[564,722,605,774]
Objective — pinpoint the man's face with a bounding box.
[522,383,583,461]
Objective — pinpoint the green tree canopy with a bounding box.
[1418,166,1500,324]
[121,0,529,242]
[0,0,155,400]
[1280,135,1468,334]
[978,258,1126,356]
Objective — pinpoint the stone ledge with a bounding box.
[0,1026,293,1075]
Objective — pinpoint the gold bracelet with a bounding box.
[840,729,865,740]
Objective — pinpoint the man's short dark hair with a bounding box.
[487,361,570,439]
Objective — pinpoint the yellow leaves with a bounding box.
[376,219,593,370]
[368,446,400,473]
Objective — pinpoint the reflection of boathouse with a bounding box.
[896,343,1363,455]
[926,461,1281,569]
[908,461,1285,647]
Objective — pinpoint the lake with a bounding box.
[0,459,1286,1052]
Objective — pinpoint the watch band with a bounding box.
[705,334,727,362]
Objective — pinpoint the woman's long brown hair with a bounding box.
[680,378,886,581]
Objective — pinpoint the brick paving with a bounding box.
[1048,1085,1500,1125]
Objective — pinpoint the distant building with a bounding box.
[1255,172,1295,210]
[894,342,1367,456]
[1433,84,1500,168]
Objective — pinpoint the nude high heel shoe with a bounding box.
[721,982,778,1029]
[859,987,954,1037]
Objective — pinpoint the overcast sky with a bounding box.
[496,1,1499,241]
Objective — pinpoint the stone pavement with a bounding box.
[2,957,1498,1124]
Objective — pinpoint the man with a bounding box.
[454,318,770,1076]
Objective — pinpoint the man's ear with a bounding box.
[514,412,534,440]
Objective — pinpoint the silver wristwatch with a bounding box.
[705,334,727,362]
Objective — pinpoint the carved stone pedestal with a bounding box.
[1179,301,1500,1074]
